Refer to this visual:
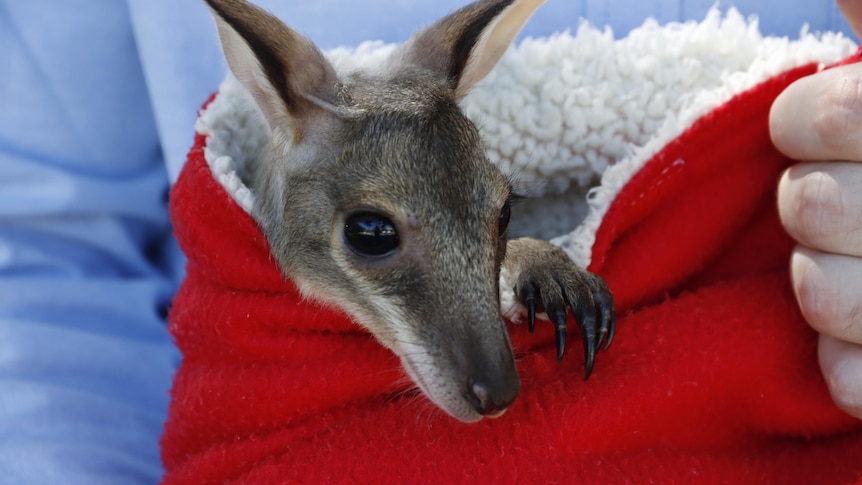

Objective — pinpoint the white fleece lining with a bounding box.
[195,8,855,314]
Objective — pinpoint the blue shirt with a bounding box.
[0,1,854,482]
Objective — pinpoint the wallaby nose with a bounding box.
[467,370,520,417]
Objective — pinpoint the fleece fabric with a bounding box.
[162,11,862,484]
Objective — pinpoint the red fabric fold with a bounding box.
[162,53,862,484]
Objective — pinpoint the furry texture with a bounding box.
[163,10,862,484]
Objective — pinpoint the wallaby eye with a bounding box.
[498,202,512,238]
[344,212,400,257]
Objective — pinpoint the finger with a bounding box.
[770,63,862,162]
[777,162,862,256]
[818,333,862,419]
[791,247,862,344]
[837,0,862,40]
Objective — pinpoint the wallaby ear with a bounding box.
[205,0,339,139]
[397,0,545,99]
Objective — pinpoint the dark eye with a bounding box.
[498,202,511,238]
[344,212,400,257]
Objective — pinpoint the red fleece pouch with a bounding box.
[161,50,862,484]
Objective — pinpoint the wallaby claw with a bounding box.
[523,284,538,333]
[506,238,616,380]
[546,300,568,361]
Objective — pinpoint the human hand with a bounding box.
[769,0,862,420]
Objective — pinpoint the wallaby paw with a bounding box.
[504,237,615,380]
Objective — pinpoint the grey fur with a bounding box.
[205,0,614,422]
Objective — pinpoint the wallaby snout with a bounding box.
[462,339,521,417]
[205,0,616,423]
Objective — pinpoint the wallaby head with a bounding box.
[205,0,615,423]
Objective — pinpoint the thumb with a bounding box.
[837,0,862,40]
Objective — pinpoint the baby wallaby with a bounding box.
[204,0,615,422]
